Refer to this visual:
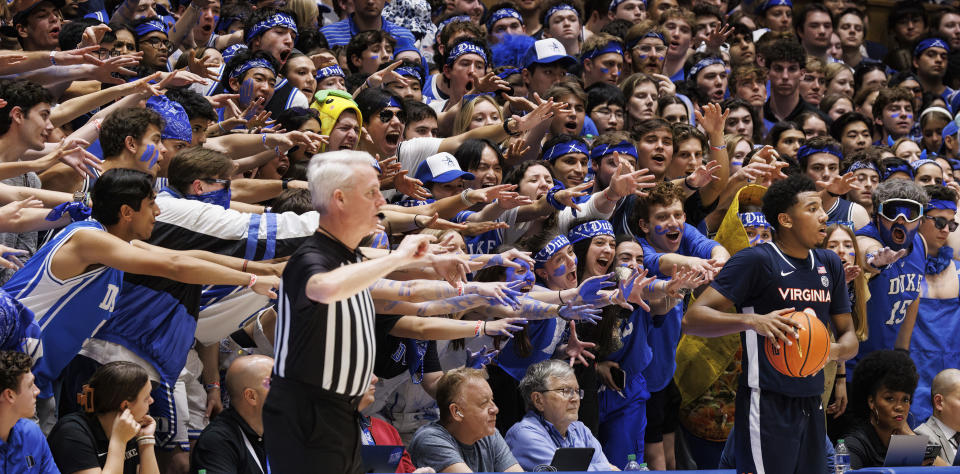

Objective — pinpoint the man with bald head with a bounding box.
[190,355,274,473]
[916,369,960,465]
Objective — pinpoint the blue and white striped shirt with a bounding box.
[320,15,417,48]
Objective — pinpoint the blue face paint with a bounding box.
[749,235,765,246]
[370,55,379,60]
[505,259,535,287]
[599,67,610,74]
[653,225,672,235]
[657,56,664,61]
[139,144,159,168]
[239,78,255,109]
[553,263,567,277]
[877,221,918,251]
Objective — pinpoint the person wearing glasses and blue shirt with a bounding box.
[850,179,929,378]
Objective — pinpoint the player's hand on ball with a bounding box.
[750,307,801,350]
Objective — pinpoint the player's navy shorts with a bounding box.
[733,385,825,474]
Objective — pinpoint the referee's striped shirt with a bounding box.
[273,231,376,397]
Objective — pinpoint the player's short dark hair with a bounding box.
[830,112,875,142]
[168,147,235,195]
[0,79,54,136]
[165,87,218,122]
[100,107,165,159]
[759,39,806,68]
[0,351,32,394]
[849,349,919,421]
[91,168,155,225]
[355,88,405,125]
[404,100,437,124]
[586,83,626,115]
[83,361,151,414]
[762,174,818,232]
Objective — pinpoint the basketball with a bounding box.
[764,310,831,377]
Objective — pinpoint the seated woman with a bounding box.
[504,359,618,471]
[47,361,159,474]
[845,350,950,468]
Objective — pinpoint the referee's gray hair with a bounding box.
[872,178,929,211]
[518,359,574,411]
[307,150,376,214]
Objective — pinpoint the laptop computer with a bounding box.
[549,447,595,471]
[883,434,929,467]
[361,445,405,473]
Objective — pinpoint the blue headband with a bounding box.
[229,58,276,80]
[486,7,522,31]
[950,158,960,170]
[146,96,192,143]
[221,43,248,64]
[446,41,488,66]
[847,160,879,175]
[545,4,578,24]
[316,64,345,80]
[543,140,589,161]
[245,12,297,43]
[395,65,424,85]
[590,141,638,160]
[533,234,571,268]
[568,220,614,244]
[688,57,725,77]
[914,37,950,57]
[739,212,770,228]
[626,31,664,50]
[797,145,842,166]
[609,0,643,12]
[437,15,472,41]
[911,158,942,172]
[758,0,791,13]
[926,199,957,212]
[216,14,244,34]
[582,41,624,61]
[134,19,168,38]
[497,68,521,80]
[384,97,402,109]
[882,163,914,180]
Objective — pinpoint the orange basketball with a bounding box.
[763,310,831,377]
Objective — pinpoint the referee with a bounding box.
[263,151,437,473]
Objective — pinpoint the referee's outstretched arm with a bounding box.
[306,234,438,304]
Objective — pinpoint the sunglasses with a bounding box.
[878,198,924,223]
[378,108,406,123]
[925,215,959,232]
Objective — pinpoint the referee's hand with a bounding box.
[749,308,802,350]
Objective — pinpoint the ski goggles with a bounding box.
[878,198,924,223]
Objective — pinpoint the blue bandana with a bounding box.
[543,140,589,161]
[134,19,168,38]
[216,14,245,34]
[221,43,248,64]
[568,220,614,244]
[582,41,624,61]
[926,245,954,275]
[245,12,297,43]
[846,160,880,175]
[544,3,578,24]
[590,141,638,160]
[950,158,960,171]
[609,0,643,12]
[911,158,942,172]
[229,58,276,80]
[688,57,725,77]
[739,212,770,229]
[758,0,791,14]
[436,15,472,42]
[914,37,950,57]
[146,96,192,143]
[926,199,957,212]
[446,41,487,66]
[395,65,424,85]
[882,163,914,181]
[316,64,345,80]
[384,97,402,109]
[626,31,664,50]
[797,145,842,167]
[486,7,523,31]
[533,234,571,268]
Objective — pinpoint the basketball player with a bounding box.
[683,174,859,474]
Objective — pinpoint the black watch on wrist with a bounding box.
[503,118,521,136]
[281,179,290,190]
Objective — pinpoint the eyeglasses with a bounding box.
[141,37,174,51]
[97,49,123,60]
[634,44,667,55]
[378,108,406,123]
[540,387,584,399]
[925,215,959,232]
[201,178,231,189]
[878,198,924,223]
[592,107,624,120]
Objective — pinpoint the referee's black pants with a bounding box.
[263,376,363,473]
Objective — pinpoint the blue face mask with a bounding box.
[185,187,231,209]
[505,259,535,288]
[877,220,917,252]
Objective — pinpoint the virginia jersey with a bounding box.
[710,242,849,397]
[826,197,854,228]
[3,220,123,397]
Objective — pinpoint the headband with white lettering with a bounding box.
[914,37,950,57]
[758,0,791,14]
[446,41,488,66]
[688,57,725,77]
[316,64,345,80]
[486,7,523,31]
[543,139,589,161]
[739,212,770,229]
[134,19,168,38]
[221,43,248,64]
[582,40,624,61]
[533,234,571,268]
[245,12,298,43]
[590,141,638,160]
[395,65,424,85]
[229,58,276,80]
[568,220,614,244]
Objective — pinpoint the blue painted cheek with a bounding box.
[600,67,609,74]
[653,225,671,235]
[370,55,379,60]
[553,263,567,277]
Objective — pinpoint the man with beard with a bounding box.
[850,179,928,376]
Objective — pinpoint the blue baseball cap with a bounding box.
[414,152,475,184]
[523,38,576,70]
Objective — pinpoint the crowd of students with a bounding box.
[1,0,960,471]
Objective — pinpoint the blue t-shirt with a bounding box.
[710,242,849,397]
[0,419,58,473]
[639,223,720,276]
